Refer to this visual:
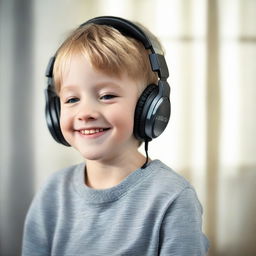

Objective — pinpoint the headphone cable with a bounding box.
[141,140,149,169]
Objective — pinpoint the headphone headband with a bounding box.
[46,16,169,81]
[81,16,153,50]
[81,16,169,80]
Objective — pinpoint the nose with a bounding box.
[76,98,100,121]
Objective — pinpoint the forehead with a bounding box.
[57,50,122,84]
[59,53,142,94]
[60,53,120,85]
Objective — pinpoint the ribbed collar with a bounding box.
[72,160,161,204]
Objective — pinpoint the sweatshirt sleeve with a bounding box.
[22,184,56,256]
[158,187,210,255]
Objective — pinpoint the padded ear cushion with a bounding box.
[45,88,70,146]
[51,97,70,146]
[51,96,61,139]
[134,84,158,140]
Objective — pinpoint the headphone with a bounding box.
[45,16,171,147]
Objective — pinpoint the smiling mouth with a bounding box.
[79,128,110,135]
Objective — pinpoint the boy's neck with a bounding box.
[84,152,146,189]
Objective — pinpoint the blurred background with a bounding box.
[0,0,255,255]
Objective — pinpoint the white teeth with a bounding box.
[80,128,105,135]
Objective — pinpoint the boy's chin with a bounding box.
[78,149,122,164]
[78,151,103,161]
[77,148,111,162]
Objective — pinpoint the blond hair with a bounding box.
[53,23,159,93]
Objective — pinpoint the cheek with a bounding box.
[110,105,136,137]
[59,110,72,135]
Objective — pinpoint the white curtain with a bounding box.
[0,0,255,255]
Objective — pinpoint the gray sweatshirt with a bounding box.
[22,160,209,255]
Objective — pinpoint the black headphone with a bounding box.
[45,16,171,147]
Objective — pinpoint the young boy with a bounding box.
[22,16,209,255]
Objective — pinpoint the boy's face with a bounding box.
[59,54,141,163]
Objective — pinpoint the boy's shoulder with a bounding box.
[45,162,83,184]
[147,160,192,191]
[25,163,84,225]
[51,162,83,179]
[140,160,202,207]
[34,162,84,201]
[142,160,203,214]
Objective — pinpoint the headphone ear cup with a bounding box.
[134,84,158,141]
[45,88,70,146]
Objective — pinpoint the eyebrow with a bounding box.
[94,81,123,90]
[60,81,123,94]
[59,85,77,96]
